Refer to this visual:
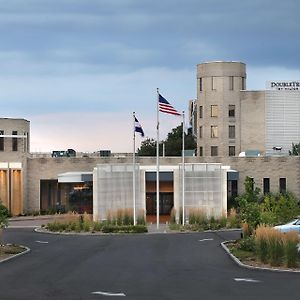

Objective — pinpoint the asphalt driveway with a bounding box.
[0,228,299,300]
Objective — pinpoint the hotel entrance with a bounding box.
[145,171,174,224]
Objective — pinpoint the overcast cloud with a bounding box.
[1,0,300,152]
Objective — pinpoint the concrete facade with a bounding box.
[2,60,300,218]
[195,61,300,157]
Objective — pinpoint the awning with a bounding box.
[58,172,93,183]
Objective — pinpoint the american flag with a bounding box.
[158,94,181,116]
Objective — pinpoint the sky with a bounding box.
[1,0,300,153]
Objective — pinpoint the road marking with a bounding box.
[91,291,126,297]
[198,238,214,242]
[35,241,49,244]
[234,278,261,283]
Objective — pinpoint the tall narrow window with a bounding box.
[211,105,218,117]
[211,126,218,138]
[212,76,216,90]
[199,78,203,92]
[263,178,270,194]
[242,77,246,90]
[12,131,18,151]
[229,76,234,90]
[211,146,218,156]
[199,146,203,157]
[229,125,235,139]
[229,105,235,117]
[0,130,3,151]
[279,178,286,194]
[199,126,203,138]
[199,106,203,118]
[229,146,235,156]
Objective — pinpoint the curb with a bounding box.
[0,245,30,264]
[221,240,300,273]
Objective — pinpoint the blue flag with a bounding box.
[135,117,144,137]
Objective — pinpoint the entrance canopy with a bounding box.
[58,172,93,183]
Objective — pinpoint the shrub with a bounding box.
[92,221,102,232]
[188,208,208,226]
[268,229,284,266]
[0,202,9,229]
[255,225,270,263]
[170,208,176,224]
[219,215,227,229]
[227,208,241,228]
[284,231,299,268]
[137,214,146,225]
[238,236,255,252]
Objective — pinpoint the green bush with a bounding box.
[92,221,103,232]
[268,233,284,266]
[284,231,299,268]
[137,215,146,225]
[238,236,255,252]
[255,226,269,264]
[0,203,9,229]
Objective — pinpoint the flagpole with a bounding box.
[182,111,185,225]
[133,112,136,226]
[156,88,160,229]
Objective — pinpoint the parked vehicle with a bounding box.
[274,219,300,234]
[51,149,76,158]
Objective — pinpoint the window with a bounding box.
[199,146,203,157]
[263,178,270,194]
[211,126,218,138]
[229,105,235,118]
[229,76,234,90]
[279,178,286,194]
[211,146,218,156]
[12,131,18,151]
[242,77,246,90]
[199,126,203,138]
[199,78,203,92]
[199,106,203,118]
[229,146,235,156]
[0,130,3,151]
[212,76,216,90]
[229,125,235,139]
[211,105,218,117]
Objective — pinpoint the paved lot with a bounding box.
[0,228,299,300]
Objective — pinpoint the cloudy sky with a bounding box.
[1,0,300,152]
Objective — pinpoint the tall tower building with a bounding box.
[197,61,246,157]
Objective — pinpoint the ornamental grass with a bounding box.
[255,225,299,267]
[283,231,299,268]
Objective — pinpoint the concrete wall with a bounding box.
[197,61,246,157]
[26,156,300,213]
[240,91,265,154]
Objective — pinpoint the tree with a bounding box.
[289,142,300,155]
[137,125,196,156]
[164,125,196,156]
[0,203,9,244]
[137,138,157,156]
[236,177,262,232]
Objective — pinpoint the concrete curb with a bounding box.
[221,240,300,273]
[0,245,30,264]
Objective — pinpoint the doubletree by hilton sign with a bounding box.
[266,81,300,91]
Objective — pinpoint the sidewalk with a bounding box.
[8,215,60,228]
[8,215,171,233]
